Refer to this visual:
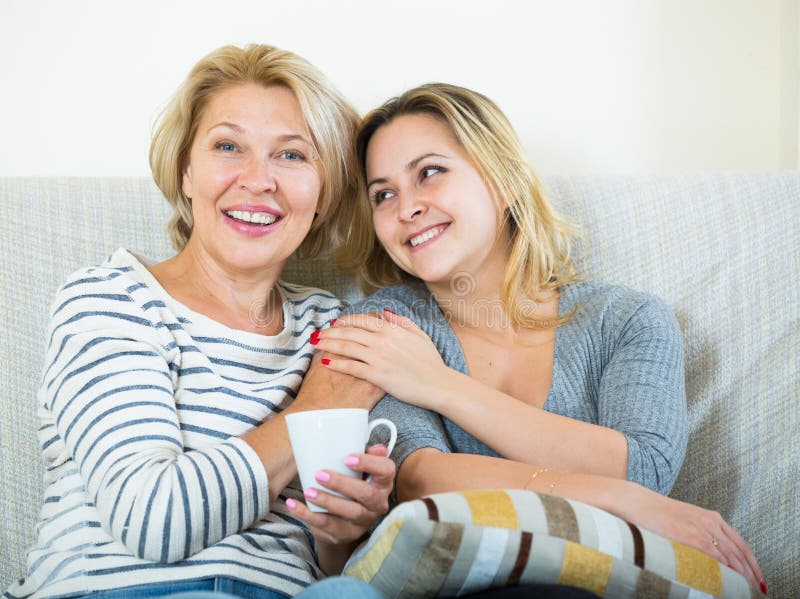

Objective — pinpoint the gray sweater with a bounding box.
[353,280,687,495]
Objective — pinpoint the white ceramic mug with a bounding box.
[285,408,397,512]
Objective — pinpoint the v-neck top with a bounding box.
[355,279,687,495]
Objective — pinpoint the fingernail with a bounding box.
[310,337,320,345]
[286,498,296,509]
[310,330,320,340]
[304,488,318,499]
[344,456,359,467]
[321,358,331,365]
[760,580,767,594]
[370,443,387,451]
[330,318,337,326]
[384,309,396,315]
[315,470,330,483]
[726,564,732,569]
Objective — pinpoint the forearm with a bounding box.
[242,354,384,502]
[397,449,630,517]
[428,369,628,479]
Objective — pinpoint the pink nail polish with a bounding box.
[304,488,318,499]
[344,456,359,467]
[315,470,330,483]
[286,498,296,509]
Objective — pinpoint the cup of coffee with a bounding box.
[285,408,397,512]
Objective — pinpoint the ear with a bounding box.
[181,157,193,200]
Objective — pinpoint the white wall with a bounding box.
[1,0,796,176]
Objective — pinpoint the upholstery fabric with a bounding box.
[344,489,758,598]
[1,174,797,596]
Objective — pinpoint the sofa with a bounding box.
[0,174,797,597]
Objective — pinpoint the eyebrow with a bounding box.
[366,152,449,190]
[205,123,312,146]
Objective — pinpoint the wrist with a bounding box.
[422,366,459,412]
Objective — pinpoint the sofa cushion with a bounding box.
[345,489,757,598]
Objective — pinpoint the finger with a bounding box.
[344,452,396,486]
[320,356,373,381]
[301,486,374,524]
[314,325,377,348]
[315,338,374,364]
[381,309,422,332]
[366,444,389,457]
[718,525,763,588]
[330,312,388,332]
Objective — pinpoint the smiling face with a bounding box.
[181,83,323,276]
[365,113,509,288]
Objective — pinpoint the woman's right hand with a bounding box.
[619,483,765,592]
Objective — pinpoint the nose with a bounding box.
[397,192,427,222]
[239,154,277,194]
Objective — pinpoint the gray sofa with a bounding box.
[1,175,797,597]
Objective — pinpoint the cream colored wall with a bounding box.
[0,0,796,176]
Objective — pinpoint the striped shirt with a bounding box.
[6,249,342,599]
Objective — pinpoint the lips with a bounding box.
[405,223,450,248]
[221,204,284,237]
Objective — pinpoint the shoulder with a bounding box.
[347,282,438,319]
[562,280,682,346]
[278,281,343,327]
[48,248,169,340]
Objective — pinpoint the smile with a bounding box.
[407,224,449,248]
[224,210,279,226]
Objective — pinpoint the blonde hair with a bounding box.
[337,83,580,328]
[150,43,359,257]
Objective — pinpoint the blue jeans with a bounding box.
[80,576,385,598]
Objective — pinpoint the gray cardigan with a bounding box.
[353,280,687,495]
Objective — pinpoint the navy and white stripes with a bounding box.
[6,249,341,599]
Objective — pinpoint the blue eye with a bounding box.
[280,150,305,161]
[215,141,237,152]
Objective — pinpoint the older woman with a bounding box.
[312,83,765,592]
[6,44,390,599]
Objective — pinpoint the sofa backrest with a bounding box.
[1,174,797,596]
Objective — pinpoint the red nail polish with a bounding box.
[384,309,396,315]
[321,358,330,365]
[760,580,767,594]
[310,330,320,339]
[310,337,319,345]
[330,318,337,326]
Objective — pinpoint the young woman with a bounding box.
[309,83,765,592]
[6,44,390,599]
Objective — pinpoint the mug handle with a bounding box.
[365,418,397,483]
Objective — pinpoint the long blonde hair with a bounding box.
[337,83,580,328]
[149,43,359,257]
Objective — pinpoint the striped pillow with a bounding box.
[344,489,757,598]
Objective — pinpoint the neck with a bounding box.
[426,240,517,334]
[154,240,284,331]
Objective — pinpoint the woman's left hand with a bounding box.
[312,310,450,410]
[285,444,395,548]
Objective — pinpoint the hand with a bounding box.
[312,310,450,410]
[285,444,395,548]
[623,484,765,592]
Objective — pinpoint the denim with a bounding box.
[76,576,385,598]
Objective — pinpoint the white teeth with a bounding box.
[409,226,445,247]
[226,210,278,225]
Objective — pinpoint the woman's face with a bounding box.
[181,83,322,275]
[365,113,507,287]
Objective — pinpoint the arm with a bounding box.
[317,295,686,492]
[398,449,763,589]
[241,352,385,503]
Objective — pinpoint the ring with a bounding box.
[710,536,718,547]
